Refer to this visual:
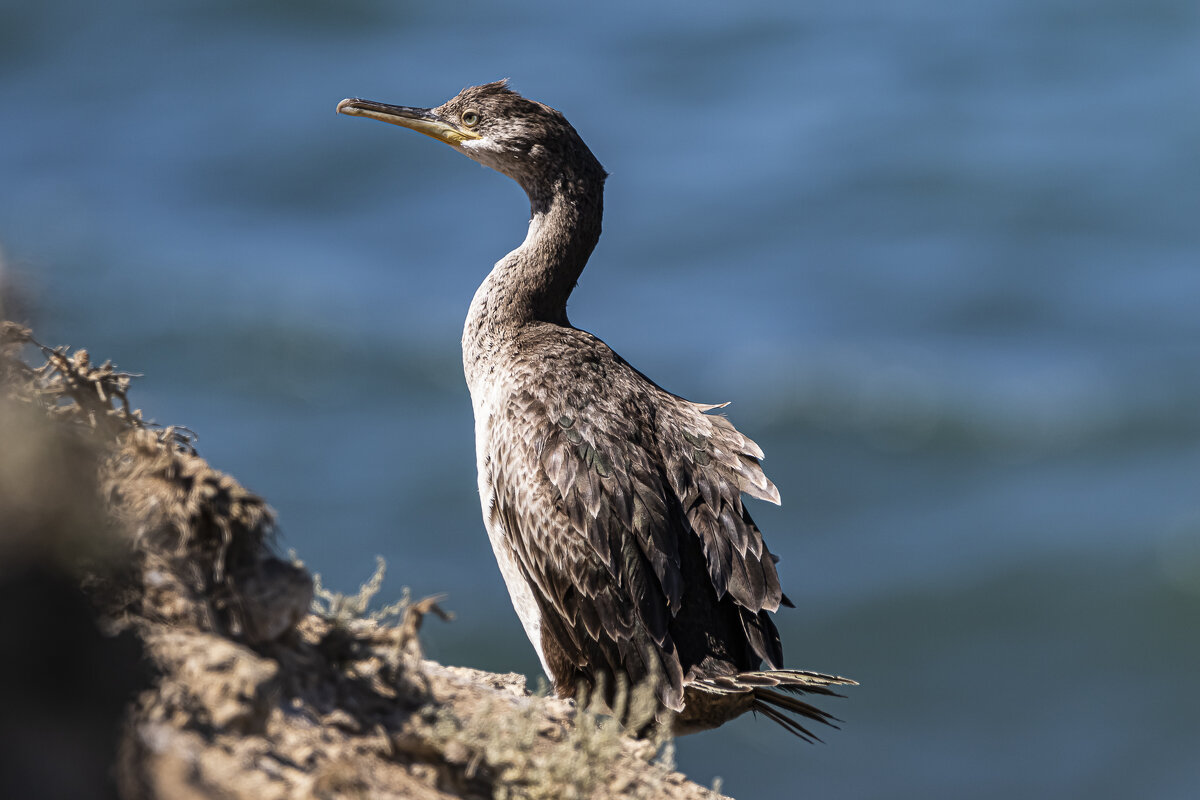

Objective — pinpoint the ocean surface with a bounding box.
[3,1,1199,796]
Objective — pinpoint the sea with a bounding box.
[2,1,1198,796]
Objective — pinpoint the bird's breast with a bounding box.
[467,361,551,677]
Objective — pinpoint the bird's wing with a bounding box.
[490,384,687,710]
[487,349,787,708]
[654,395,786,614]
[646,388,789,674]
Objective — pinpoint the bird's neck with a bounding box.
[463,172,604,377]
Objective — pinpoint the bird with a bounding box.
[336,81,854,739]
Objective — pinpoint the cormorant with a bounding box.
[337,81,853,738]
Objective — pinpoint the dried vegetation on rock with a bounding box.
[0,322,727,800]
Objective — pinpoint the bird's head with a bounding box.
[337,80,605,198]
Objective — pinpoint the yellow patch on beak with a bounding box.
[337,98,481,146]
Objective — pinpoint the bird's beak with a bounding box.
[336,98,482,146]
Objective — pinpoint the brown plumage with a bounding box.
[337,81,853,738]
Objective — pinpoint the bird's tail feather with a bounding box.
[686,669,856,742]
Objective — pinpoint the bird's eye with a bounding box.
[461,110,480,127]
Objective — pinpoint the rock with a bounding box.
[1,323,729,800]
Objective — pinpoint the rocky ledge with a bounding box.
[0,322,725,800]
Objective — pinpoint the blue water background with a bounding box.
[3,1,1199,796]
